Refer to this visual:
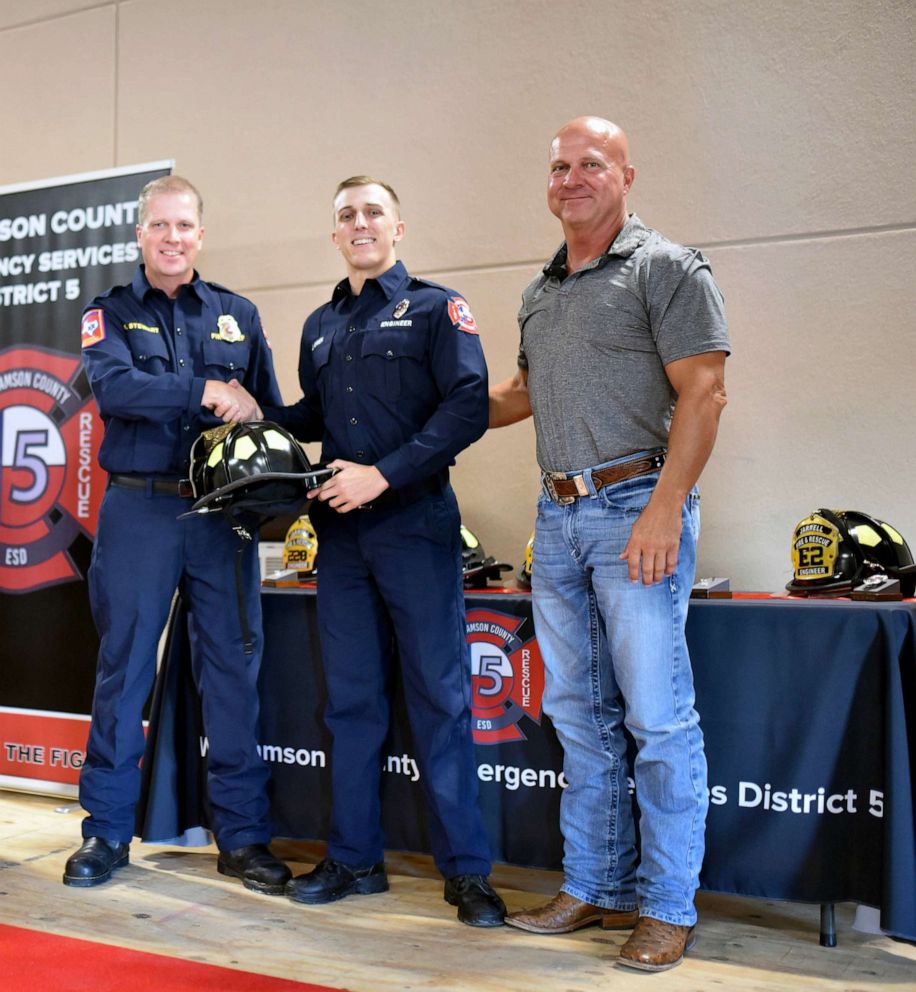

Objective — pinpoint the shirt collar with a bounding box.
[543,213,650,278]
[331,260,408,307]
[131,264,207,304]
[609,213,650,256]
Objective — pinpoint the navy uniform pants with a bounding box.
[311,486,491,878]
[80,482,272,850]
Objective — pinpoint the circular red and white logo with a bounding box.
[0,346,105,594]
[467,607,544,744]
[447,296,479,334]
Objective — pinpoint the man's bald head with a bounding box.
[551,116,630,168]
[547,116,636,248]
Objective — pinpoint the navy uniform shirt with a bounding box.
[80,265,282,475]
[274,260,487,490]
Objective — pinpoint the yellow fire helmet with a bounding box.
[517,531,534,587]
[283,514,318,574]
[787,508,916,596]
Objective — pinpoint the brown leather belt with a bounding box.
[110,474,195,497]
[543,452,666,505]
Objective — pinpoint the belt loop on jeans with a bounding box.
[542,450,666,505]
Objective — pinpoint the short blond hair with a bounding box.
[334,175,400,214]
[138,175,203,225]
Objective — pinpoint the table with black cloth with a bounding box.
[137,589,916,943]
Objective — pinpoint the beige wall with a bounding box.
[2,0,913,591]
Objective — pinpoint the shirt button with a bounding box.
[348,325,356,333]
[356,450,365,458]
[345,354,353,362]
[183,424,190,432]
[385,350,394,358]
[178,359,185,366]
[176,327,182,335]
[350,417,358,425]
[346,386,353,393]
[228,363,236,370]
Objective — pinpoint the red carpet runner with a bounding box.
[0,923,349,992]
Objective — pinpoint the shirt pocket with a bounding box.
[309,336,334,405]
[202,338,250,381]
[126,330,171,373]
[361,329,426,399]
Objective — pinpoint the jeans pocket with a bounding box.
[599,474,658,513]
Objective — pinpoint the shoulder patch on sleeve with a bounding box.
[447,296,479,334]
[80,308,106,348]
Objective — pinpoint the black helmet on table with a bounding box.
[786,508,916,597]
[460,524,512,588]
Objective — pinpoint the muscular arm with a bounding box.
[620,350,728,584]
[489,367,532,427]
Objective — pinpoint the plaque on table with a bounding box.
[691,577,732,599]
[851,575,902,602]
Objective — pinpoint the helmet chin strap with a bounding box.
[184,421,338,653]
[234,535,254,656]
[227,515,253,543]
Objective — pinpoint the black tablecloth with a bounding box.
[137,590,916,940]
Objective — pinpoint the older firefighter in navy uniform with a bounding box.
[265,176,505,926]
[65,175,291,895]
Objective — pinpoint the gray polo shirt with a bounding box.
[518,214,731,473]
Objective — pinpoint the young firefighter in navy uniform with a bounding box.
[66,175,291,895]
[265,176,505,927]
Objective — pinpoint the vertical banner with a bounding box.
[0,162,171,794]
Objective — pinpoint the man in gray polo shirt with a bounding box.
[490,116,730,972]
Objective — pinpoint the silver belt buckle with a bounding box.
[543,472,575,506]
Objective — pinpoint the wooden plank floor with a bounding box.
[1,790,914,990]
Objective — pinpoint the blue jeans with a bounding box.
[532,456,707,926]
